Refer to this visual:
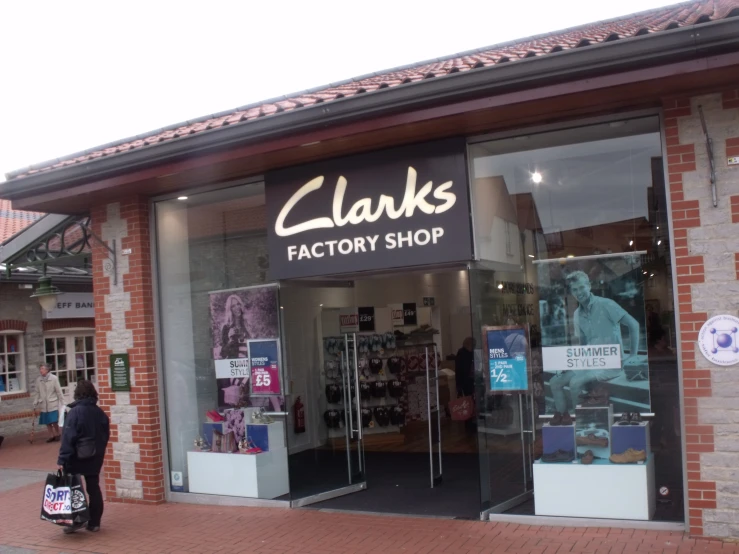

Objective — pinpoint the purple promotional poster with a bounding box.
[209,285,282,410]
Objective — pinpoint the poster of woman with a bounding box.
[209,285,282,410]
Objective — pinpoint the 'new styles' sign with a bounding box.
[265,139,472,279]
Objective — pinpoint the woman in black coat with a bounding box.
[57,380,110,534]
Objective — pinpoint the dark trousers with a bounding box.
[84,474,104,527]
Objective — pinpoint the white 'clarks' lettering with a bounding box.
[275,167,456,237]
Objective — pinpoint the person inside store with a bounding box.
[220,294,250,359]
[549,270,641,415]
[455,337,475,398]
[57,379,110,534]
[32,363,65,443]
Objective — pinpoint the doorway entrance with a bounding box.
[280,266,481,518]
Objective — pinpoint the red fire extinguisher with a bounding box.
[293,397,306,434]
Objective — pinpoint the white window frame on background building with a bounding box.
[0,330,26,395]
[43,329,97,400]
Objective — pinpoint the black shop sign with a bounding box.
[265,138,472,279]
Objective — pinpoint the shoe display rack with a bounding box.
[534,407,655,520]
[187,417,289,499]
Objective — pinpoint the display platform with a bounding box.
[533,454,655,520]
[187,448,289,499]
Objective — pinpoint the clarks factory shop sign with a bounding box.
[265,139,473,279]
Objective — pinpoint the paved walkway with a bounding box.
[1,433,737,554]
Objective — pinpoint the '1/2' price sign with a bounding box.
[485,327,529,392]
[248,339,282,395]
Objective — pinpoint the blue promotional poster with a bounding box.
[485,326,529,392]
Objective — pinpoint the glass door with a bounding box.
[280,283,367,507]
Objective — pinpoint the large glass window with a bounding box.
[155,183,289,499]
[469,115,682,522]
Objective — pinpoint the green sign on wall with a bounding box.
[110,353,131,392]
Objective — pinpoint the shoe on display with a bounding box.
[581,450,595,465]
[616,412,631,426]
[609,448,646,464]
[561,412,573,425]
[629,412,643,425]
[542,449,575,463]
[550,411,563,426]
[576,433,609,447]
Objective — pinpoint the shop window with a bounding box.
[43,333,96,392]
[468,115,682,522]
[155,183,287,499]
[0,332,25,394]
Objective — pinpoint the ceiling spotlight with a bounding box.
[177,196,188,200]
[629,240,634,246]
[528,254,535,258]
[656,226,660,230]
[650,273,655,278]
[497,283,504,290]
[657,240,662,245]
[643,271,648,275]
[532,172,543,184]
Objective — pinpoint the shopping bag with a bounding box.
[58,405,67,428]
[40,471,90,527]
[448,396,475,421]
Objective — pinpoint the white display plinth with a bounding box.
[187,447,289,499]
[533,455,655,520]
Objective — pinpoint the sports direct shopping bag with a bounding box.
[448,396,475,421]
[40,471,89,527]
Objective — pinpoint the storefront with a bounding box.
[1,1,738,539]
[0,214,96,435]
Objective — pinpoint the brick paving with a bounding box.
[2,433,738,553]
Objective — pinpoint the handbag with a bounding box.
[75,437,97,460]
[448,396,475,421]
[40,471,90,527]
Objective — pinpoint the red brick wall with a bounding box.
[663,88,739,538]
[91,198,164,504]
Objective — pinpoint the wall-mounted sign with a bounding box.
[43,292,94,320]
[698,315,739,366]
[390,303,417,326]
[339,308,359,333]
[728,156,739,166]
[483,326,529,392]
[248,339,282,395]
[109,353,131,392]
[423,297,435,307]
[265,139,472,279]
[358,307,375,332]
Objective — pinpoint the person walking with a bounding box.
[57,380,110,534]
[32,364,65,443]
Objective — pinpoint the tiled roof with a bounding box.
[7,0,739,181]
[0,199,43,243]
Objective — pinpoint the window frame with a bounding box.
[0,330,26,395]
[42,330,97,397]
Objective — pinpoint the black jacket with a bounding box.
[57,398,110,476]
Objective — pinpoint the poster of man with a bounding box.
[209,285,282,410]
[536,253,651,417]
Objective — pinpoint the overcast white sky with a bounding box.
[0,0,681,182]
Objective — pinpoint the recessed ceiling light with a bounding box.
[497,283,504,290]
[656,226,660,230]
[566,254,575,258]
[177,196,188,200]
[657,240,662,245]
[528,254,535,258]
[650,273,655,278]
[532,172,543,184]
[629,240,634,246]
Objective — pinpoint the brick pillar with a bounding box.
[91,198,164,503]
[664,90,739,539]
